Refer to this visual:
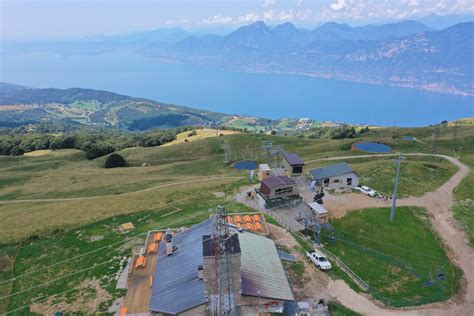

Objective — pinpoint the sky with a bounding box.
[1,0,474,39]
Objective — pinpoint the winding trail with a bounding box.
[309,154,473,315]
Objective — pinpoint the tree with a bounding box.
[104,153,127,168]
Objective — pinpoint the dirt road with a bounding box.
[310,154,473,315]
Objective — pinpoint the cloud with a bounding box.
[330,0,349,12]
[237,12,261,23]
[261,0,277,8]
[201,14,232,24]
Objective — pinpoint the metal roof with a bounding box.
[307,202,328,215]
[149,218,214,314]
[262,176,296,188]
[310,162,356,181]
[283,152,305,165]
[238,231,294,301]
[150,218,294,314]
[259,164,271,171]
[202,233,241,256]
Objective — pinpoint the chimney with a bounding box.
[198,265,204,280]
[165,228,173,256]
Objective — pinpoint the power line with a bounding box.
[3,228,241,314]
[0,206,220,286]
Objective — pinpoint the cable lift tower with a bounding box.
[262,141,273,164]
[272,144,285,168]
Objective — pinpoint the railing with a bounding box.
[244,197,370,292]
[291,230,369,291]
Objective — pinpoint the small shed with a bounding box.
[259,176,298,199]
[307,202,329,223]
[258,164,272,180]
[118,222,135,233]
[310,162,359,189]
[282,152,305,176]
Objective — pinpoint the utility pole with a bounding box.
[432,127,440,155]
[390,153,403,222]
[222,143,231,163]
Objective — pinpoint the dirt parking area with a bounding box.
[268,223,330,302]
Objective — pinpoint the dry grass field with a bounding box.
[161,128,239,147]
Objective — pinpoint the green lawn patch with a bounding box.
[323,206,462,307]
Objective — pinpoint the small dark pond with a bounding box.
[355,142,392,153]
[233,160,258,170]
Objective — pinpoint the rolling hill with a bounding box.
[0,83,225,130]
[0,83,298,131]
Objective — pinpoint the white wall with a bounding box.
[324,172,359,189]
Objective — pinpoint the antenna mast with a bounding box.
[214,206,236,316]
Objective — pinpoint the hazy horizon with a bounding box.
[1,0,474,40]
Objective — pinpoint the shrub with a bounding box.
[104,153,127,168]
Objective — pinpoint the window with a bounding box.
[324,179,330,185]
[347,178,352,186]
[293,166,303,174]
[275,186,293,196]
[333,179,339,183]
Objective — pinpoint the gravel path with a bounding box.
[321,154,473,315]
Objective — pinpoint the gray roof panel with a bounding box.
[310,162,356,181]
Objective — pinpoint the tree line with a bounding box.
[0,124,195,159]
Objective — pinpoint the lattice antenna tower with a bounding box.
[214,205,236,316]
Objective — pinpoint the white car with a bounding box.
[306,251,332,270]
[359,185,377,197]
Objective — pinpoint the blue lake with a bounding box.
[1,52,472,126]
[355,142,392,153]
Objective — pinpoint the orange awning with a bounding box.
[253,214,261,222]
[154,232,163,242]
[255,222,263,231]
[148,243,157,254]
[135,256,147,268]
[235,215,242,223]
[244,215,251,223]
[227,216,234,224]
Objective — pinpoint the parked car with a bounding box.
[306,250,332,270]
[355,185,377,197]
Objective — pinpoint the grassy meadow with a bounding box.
[0,125,473,313]
[323,206,462,307]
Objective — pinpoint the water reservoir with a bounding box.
[355,142,392,153]
[233,160,258,170]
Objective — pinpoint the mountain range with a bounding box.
[142,21,474,96]
[2,19,473,96]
